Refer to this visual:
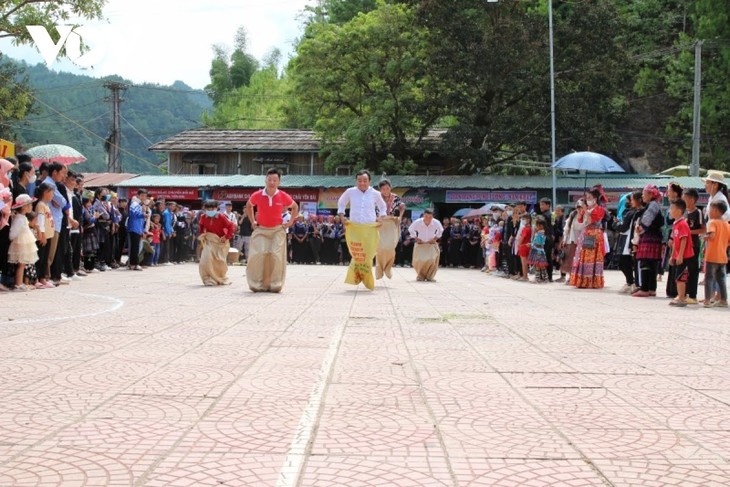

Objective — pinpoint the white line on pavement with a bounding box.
[1,292,124,325]
[276,318,347,487]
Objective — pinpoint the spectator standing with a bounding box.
[127,189,148,271]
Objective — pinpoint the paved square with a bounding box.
[1,264,729,486]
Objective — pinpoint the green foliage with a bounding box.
[291,2,443,173]
[304,0,380,25]
[2,58,210,174]
[0,53,35,136]
[0,0,106,46]
[202,66,291,129]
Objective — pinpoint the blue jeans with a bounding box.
[704,262,727,302]
[152,243,161,265]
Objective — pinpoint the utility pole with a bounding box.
[690,40,703,178]
[548,0,557,203]
[104,81,127,173]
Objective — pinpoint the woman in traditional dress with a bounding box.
[632,184,665,297]
[570,188,606,289]
[560,199,587,285]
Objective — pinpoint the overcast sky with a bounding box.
[0,0,313,89]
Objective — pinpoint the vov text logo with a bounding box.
[26,25,104,68]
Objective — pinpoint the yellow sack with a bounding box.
[198,233,231,286]
[375,217,400,279]
[344,222,380,290]
[412,242,440,281]
[247,226,288,293]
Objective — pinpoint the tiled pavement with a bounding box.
[1,263,729,486]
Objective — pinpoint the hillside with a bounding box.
[5,58,212,174]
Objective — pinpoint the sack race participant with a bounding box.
[338,170,387,290]
[344,222,380,289]
[198,200,236,286]
[245,168,298,293]
[409,209,444,282]
[376,216,400,279]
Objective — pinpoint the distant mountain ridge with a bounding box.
[4,57,212,174]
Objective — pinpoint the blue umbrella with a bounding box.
[552,151,624,173]
[553,151,624,190]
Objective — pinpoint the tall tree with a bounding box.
[291,2,443,173]
[416,0,632,173]
[0,54,34,139]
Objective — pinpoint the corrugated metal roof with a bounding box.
[117,174,707,190]
[81,172,139,187]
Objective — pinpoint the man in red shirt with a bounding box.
[669,199,694,307]
[245,168,299,292]
[198,199,237,286]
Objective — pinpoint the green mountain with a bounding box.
[5,58,212,174]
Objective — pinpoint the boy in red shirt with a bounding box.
[668,199,694,307]
[245,168,299,292]
[198,199,236,286]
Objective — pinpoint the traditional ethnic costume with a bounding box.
[570,205,606,289]
[338,186,387,290]
[247,189,294,292]
[409,217,444,282]
[527,230,548,282]
[198,212,236,286]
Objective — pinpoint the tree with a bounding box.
[416,0,632,173]
[0,0,106,44]
[290,2,443,173]
[0,54,35,138]
[304,0,380,25]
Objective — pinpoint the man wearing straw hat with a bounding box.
[703,171,730,222]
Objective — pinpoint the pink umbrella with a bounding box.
[26,144,87,167]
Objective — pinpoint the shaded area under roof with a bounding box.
[81,172,139,188]
[116,174,707,190]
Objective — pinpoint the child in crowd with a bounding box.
[150,213,162,266]
[33,182,55,289]
[513,212,532,281]
[702,201,729,308]
[682,188,704,304]
[668,199,694,307]
[8,195,39,291]
[528,217,549,283]
[81,197,100,273]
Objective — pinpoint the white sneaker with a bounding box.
[619,284,632,294]
[163,262,174,266]
[71,274,84,281]
[102,265,111,271]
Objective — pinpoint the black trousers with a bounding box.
[686,255,700,299]
[619,255,635,285]
[71,232,82,272]
[639,259,659,292]
[115,228,127,263]
[128,232,141,267]
[36,240,51,280]
[544,239,554,281]
[666,265,678,298]
[51,226,69,280]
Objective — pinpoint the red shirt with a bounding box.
[199,213,236,240]
[671,217,694,260]
[151,226,162,244]
[249,189,294,228]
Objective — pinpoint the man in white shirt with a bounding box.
[337,170,387,224]
[409,209,444,282]
[337,170,387,290]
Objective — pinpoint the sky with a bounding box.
[0,0,314,89]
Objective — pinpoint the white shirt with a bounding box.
[409,218,444,241]
[337,186,386,224]
[705,192,730,222]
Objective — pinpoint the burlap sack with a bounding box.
[375,217,400,279]
[198,233,231,286]
[412,242,440,281]
[344,222,379,290]
[247,226,287,293]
